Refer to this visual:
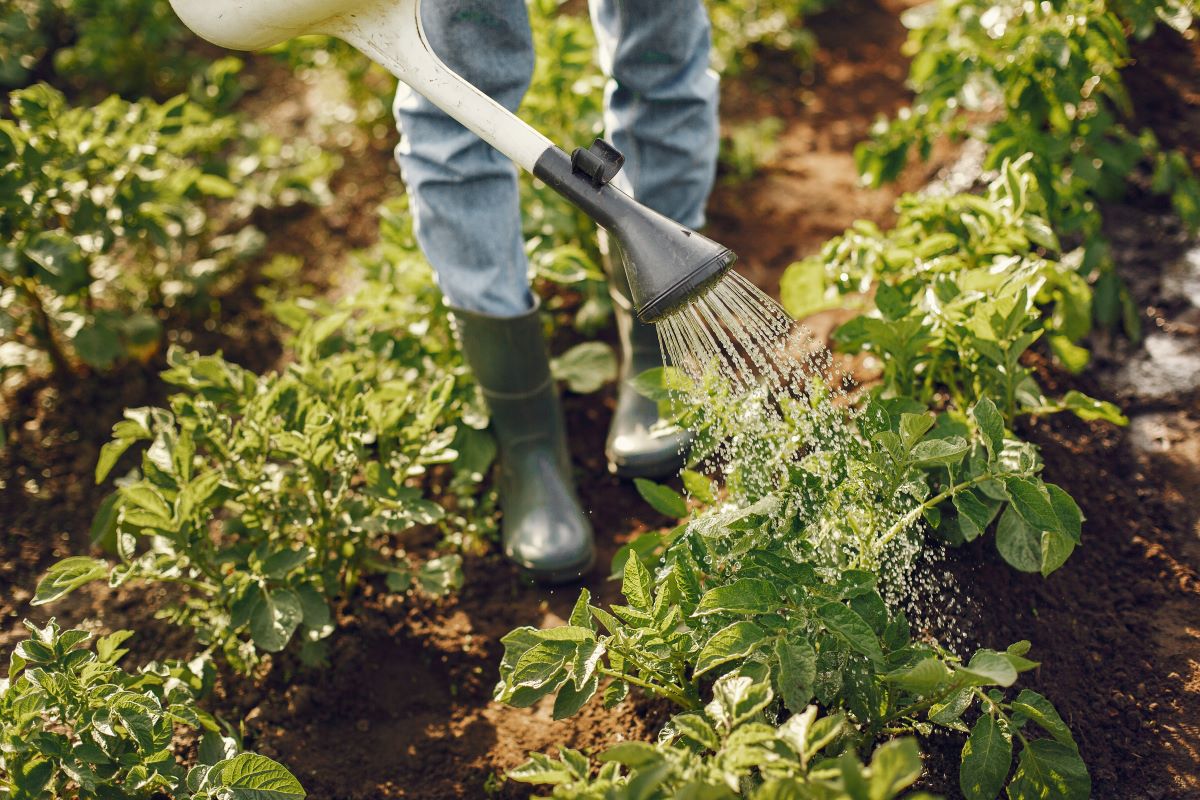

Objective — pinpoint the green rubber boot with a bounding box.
[600,232,692,478]
[451,302,595,584]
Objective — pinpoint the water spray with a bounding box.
[167,0,737,323]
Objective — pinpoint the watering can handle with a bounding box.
[168,0,556,173]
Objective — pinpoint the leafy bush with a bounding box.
[855,0,1200,324]
[512,672,928,799]
[0,619,304,799]
[33,286,479,670]
[707,0,835,75]
[0,83,333,378]
[784,156,1131,415]
[0,0,227,102]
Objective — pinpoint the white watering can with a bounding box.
[169,0,736,321]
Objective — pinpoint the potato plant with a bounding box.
[855,0,1200,330]
[512,672,929,799]
[32,287,480,670]
[784,156,1129,418]
[0,619,304,799]
[0,83,333,378]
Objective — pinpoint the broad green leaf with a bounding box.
[971,398,1005,458]
[868,738,923,798]
[680,469,716,504]
[816,602,884,665]
[910,436,970,468]
[1007,739,1090,800]
[954,490,994,542]
[1011,690,1076,749]
[960,714,1011,800]
[552,674,598,720]
[958,650,1018,688]
[634,478,688,518]
[550,342,617,394]
[899,412,935,450]
[695,578,778,616]
[1040,530,1075,577]
[1045,485,1082,543]
[207,753,306,799]
[248,588,304,653]
[1004,477,1061,534]
[775,637,817,712]
[621,554,653,612]
[1060,390,1127,425]
[887,656,952,695]
[671,712,721,750]
[995,506,1041,573]
[694,621,767,677]
[33,557,109,605]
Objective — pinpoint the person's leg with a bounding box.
[588,0,720,228]
[393,0,535,316]
[588,0,720,477]
[393,1,593,582]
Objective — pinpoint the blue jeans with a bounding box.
[393,0,720,316]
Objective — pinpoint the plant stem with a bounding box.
[597,666,700,711]
[863,471,997,564]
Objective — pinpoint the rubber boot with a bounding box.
[450,302,595,584]
[600,232,692,478]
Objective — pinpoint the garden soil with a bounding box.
[3,1,1200,798]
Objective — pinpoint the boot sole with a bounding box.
[607,451,687,481]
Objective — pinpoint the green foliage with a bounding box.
[855,0,1200,312]
[0,0,233,103]
[721,117,785,182]
[497,535,1088,798]
[34,284,482,669]
[0,618,304,799]
[0,83,334,377]
[785,157,1128,422]
[511,673,929,799]
[706,0,835,75]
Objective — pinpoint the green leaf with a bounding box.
[1060,390,1127,425]
[1004,477,1061,533]
[1007,739,1090,800]
[1045,484,1082,543]
[33,557,109,605]
[995,506,1042,573]
[553,674,598,720]
[248,588,304,653]
[694,621,767,677]
[1040,530,1075,577]
[888,656,953,695]
[958,650,1018,688]
[971,398,1005,458]
[816,602,884,665]
[775,637,817,712]
[621,554,653,612]
[207,753,306,799]
[1011,690,1077,749]
[634,478,688,518]
[899,412,935,450]
[695,579,778,616]
[869,738,923,798]
[671,712,720,750]
[550,342,617,394]
[960,714,1011,800]
[954,490,994,542]
[680,469,716,504]
[910,436,970,468]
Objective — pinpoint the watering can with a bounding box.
[169,0,737,321]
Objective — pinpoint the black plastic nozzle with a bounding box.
[533,144,737,323]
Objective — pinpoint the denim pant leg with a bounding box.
[587,0,720,230]
[392,0,535,316]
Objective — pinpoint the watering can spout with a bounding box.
[168,0,737,321]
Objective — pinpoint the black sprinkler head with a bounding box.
[533,143,738,323]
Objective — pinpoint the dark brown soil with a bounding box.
[3,2,1199,799]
